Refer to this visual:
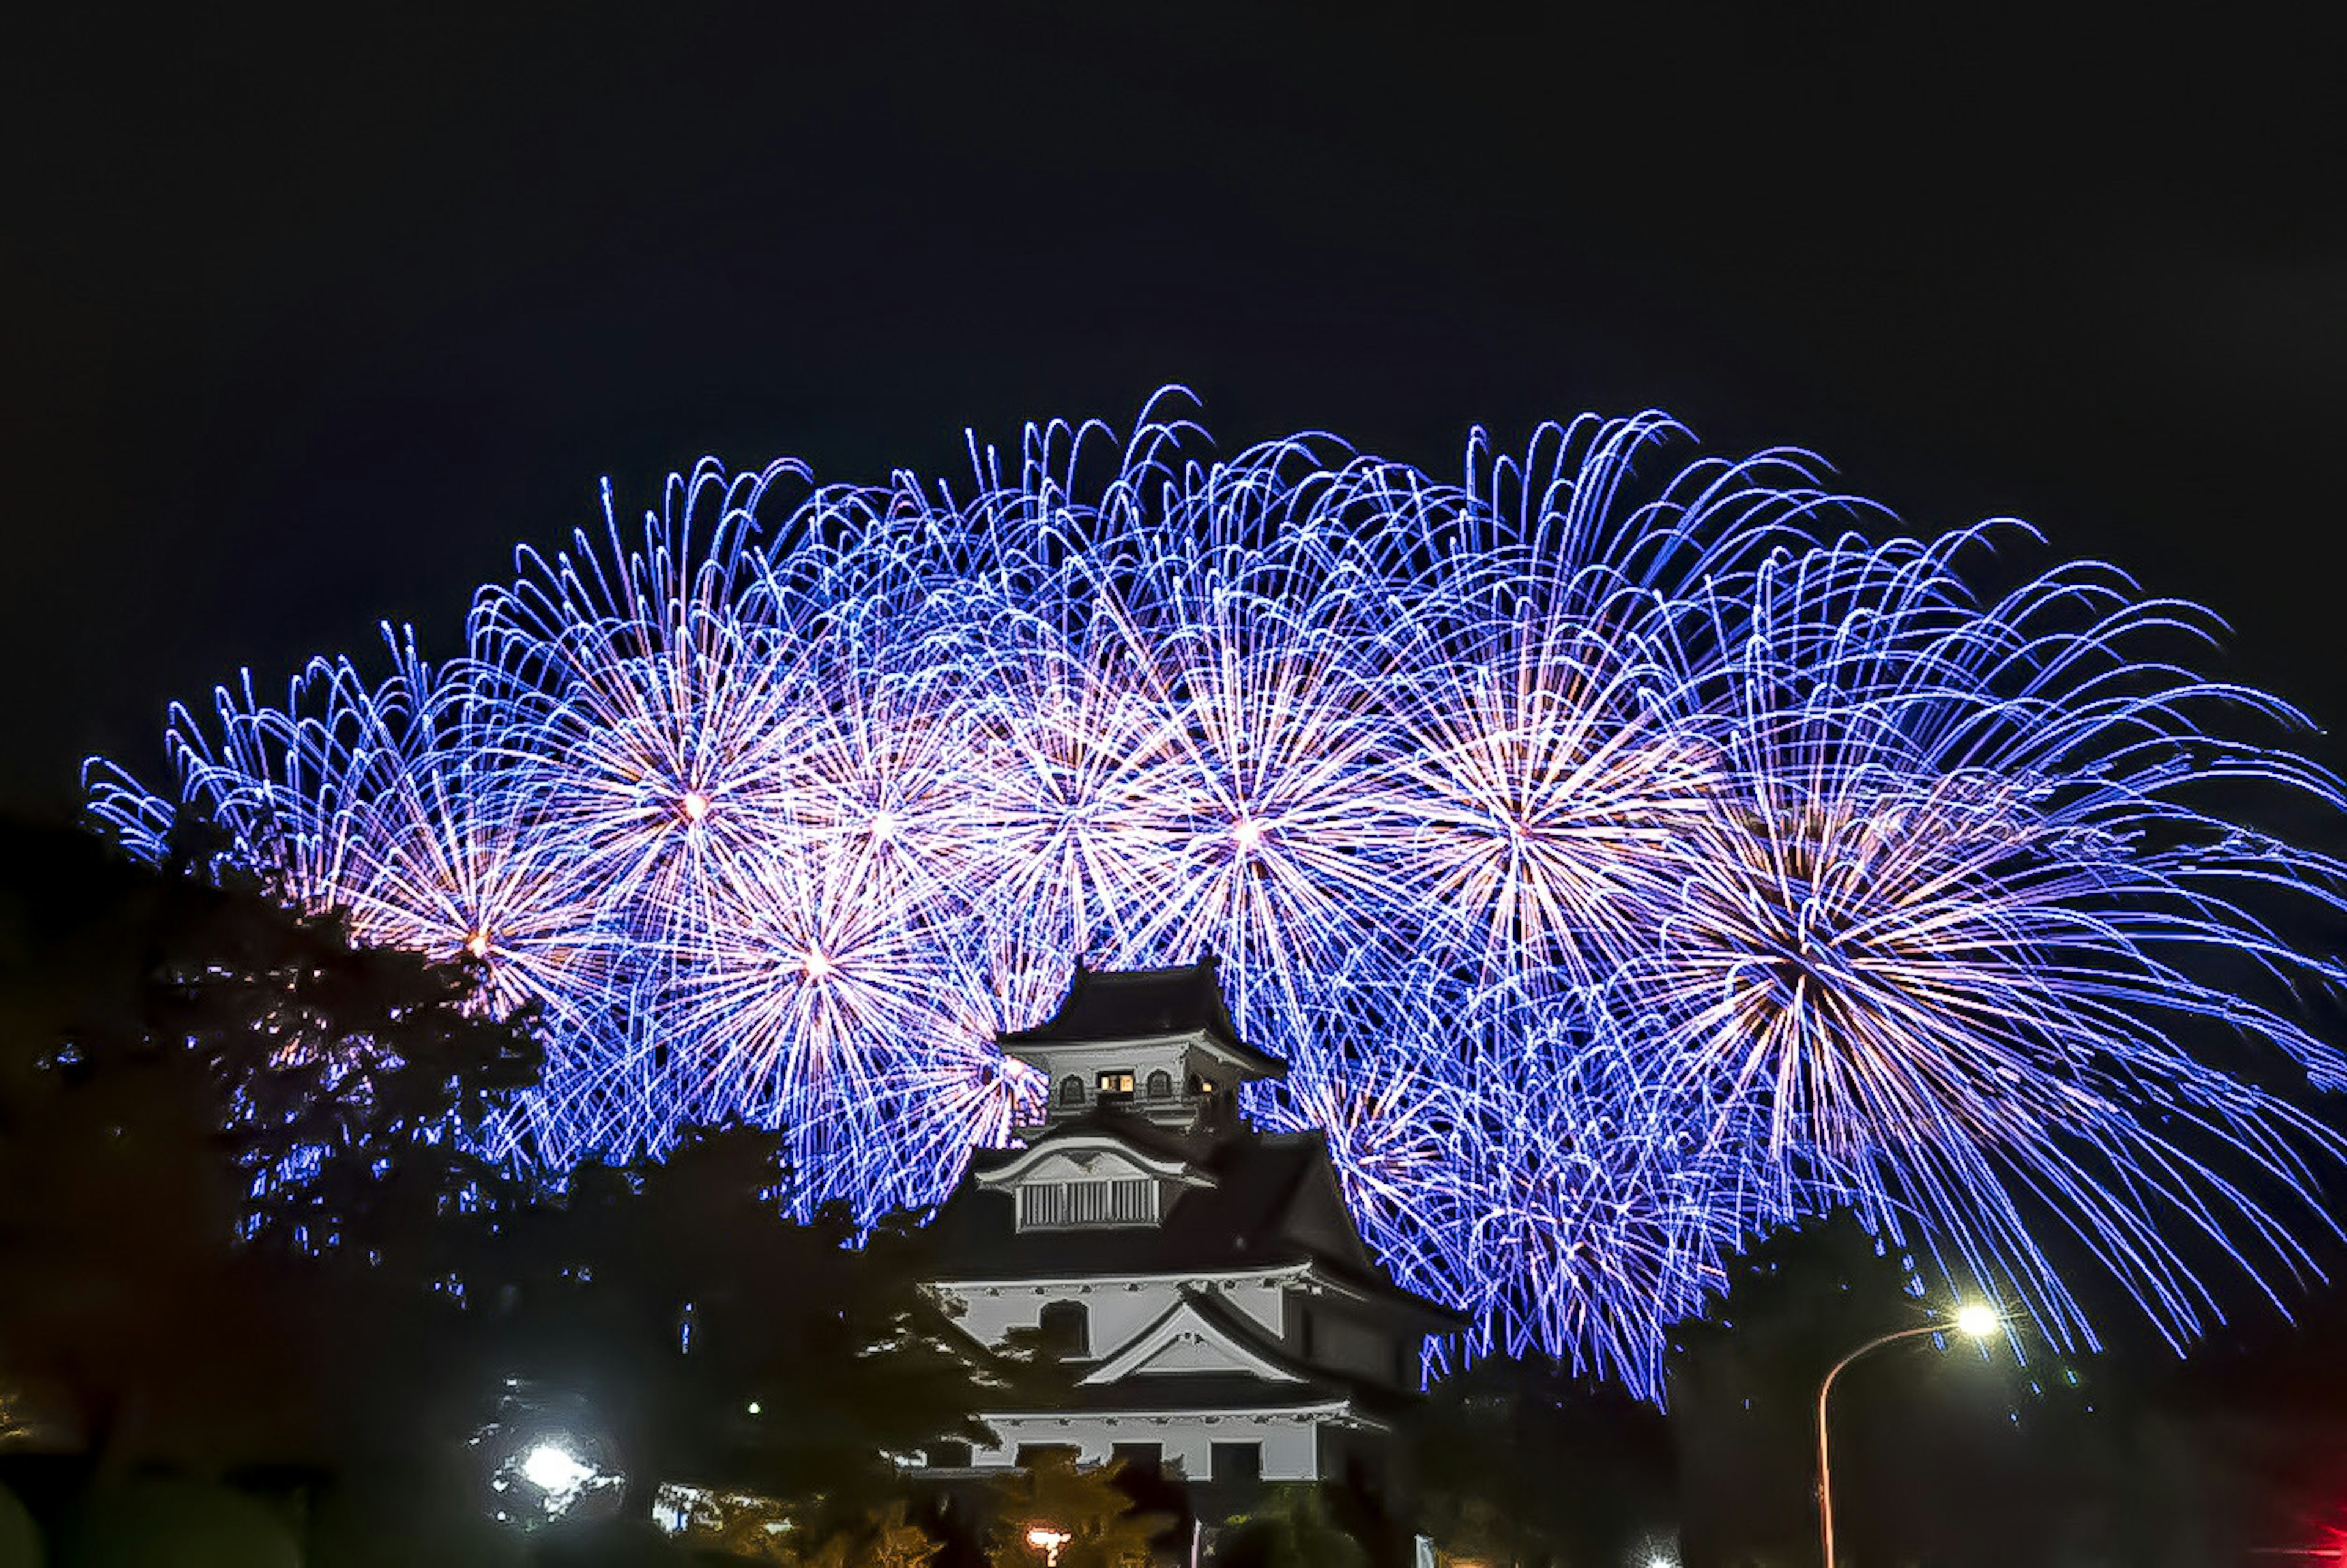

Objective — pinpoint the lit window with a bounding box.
[1097,1071,1135,1094]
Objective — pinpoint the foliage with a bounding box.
[484,1125,1000,1521]
[1407,1358,1670,1568]
[1663,1209,2161,1567]
[0,816,542,1474]
[0,816,1001,1556]
[1216,1484,1371,1568]
[679,1497,941,1568]
[982,1457,1168,1568]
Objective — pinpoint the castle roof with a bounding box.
[999,954,1285,1082]
[930,1110,1463,1329]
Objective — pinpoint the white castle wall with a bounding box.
[939,1274,1290,1358]
[968,1410,1326,1482]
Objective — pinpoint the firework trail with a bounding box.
[1633,531,2347,1348]
[89,390,2347,1396]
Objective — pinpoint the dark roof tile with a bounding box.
[1001,956,1284,1077]
[933,1120,1328,1279]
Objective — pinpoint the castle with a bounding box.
[920,956,1460,1503]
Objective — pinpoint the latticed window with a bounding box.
[1096,1070,1135,1094]
[1016,1177,1156,1228]
[1059,1074,1085,1105]
[1145,1069,1173,1099]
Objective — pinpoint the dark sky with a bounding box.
[4,4,2341,816]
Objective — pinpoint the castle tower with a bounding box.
[921,956,1462,1501]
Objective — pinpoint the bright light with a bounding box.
[870,810,900,840]
[464,928,491,959]
[1230,817,1266,852]
[746,1401,762,1415]
[801,948,837,982]
[1953,1303,1998,1338]
[680,789,711,823]
[1026,1525,1072,1566]
[522,1442,592,1494]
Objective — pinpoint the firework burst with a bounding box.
[1634,533,2347,1346]
[88,392,2347,1395]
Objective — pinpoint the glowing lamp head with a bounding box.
[521,1441,592,1494]
[1953,1303,1999,1338]
[680,789,711,824]
[1230,816,1267,854]
[1024,1525,1072,1566]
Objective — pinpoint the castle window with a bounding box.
[1111,1441,1162,1474]
[1059,1074,1085,1106]
[1038,1299,1090,1358]
[1145,1069,1173,1099]
[1016,1177,1158,1228]
[1096,1070,1135,1095]
[1211,1441,1262,1483]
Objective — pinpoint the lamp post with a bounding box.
[1816,1303,1998,1568]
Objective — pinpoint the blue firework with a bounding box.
[85,390,2347,1397]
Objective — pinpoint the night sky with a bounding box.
[4,5,2341,818]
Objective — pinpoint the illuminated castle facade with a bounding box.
[922,958,1459,1495]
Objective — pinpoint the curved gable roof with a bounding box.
[1001,955,1285,1079]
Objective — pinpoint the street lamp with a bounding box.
[1816,1304,2000,1568]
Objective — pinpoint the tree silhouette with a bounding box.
[1406,1356,1672,1568]
[0,816,543,1487]
[1216,1484,1372,1568]
[2,816,1010,1559]
[981,1456,1168,1568]
[1662,1208,2130,1568]
[482,1124,1001,1530]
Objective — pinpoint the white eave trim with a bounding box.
[973,1401,1392,1434]
[935,1260,1314,1294]
[1008,1028,1210,1057]
[972,1135,1214,1189]
[1003,1027,1280,1082]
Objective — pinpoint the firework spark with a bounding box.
[88,392,2347,1396]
